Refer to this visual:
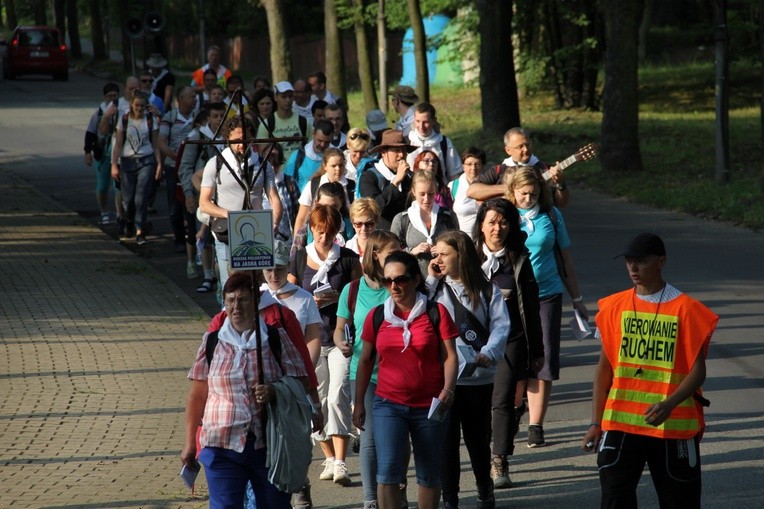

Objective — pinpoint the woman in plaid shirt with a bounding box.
[181,271,320,508]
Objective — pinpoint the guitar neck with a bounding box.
[540,153,578,181]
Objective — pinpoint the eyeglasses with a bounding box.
[420,158,437,166]
[382,275,413,288]
[224,296,253,306]
[352,221,375,229]
[140,78,153,83]
[349,132,370,141]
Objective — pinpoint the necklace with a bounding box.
[631,284,666,376]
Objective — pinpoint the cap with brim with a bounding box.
[369,129,414,154]
[274,81,294,94]
[146,53,167,68]
[388,85,419,104]
[366,109,388,132]
[614,233,666,259]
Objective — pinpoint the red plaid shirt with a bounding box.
[188,305,309,452]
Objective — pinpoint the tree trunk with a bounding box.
[34,0,47,25]
[324,0,346,100]
[88,0,107,60]
[54,0,66,35]
[760,0,764,192]
[638,0,654,61]
[377,0,388,113]
[261,0,291,82]
[66,0,82,58]
[477,0,521,133]
[406,0,429,103]
[600,0,644,173]
[353,0,378,111]
[118,0,133,74]
[5,0,17,30]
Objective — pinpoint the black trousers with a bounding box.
[598,430,702,509]
[441,383,494,505]
[491,336,527,456]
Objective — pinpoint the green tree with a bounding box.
[325,0,346,99]
[5,0,18,30]
[352,0,379,110]
[89,0,108,60]
[406,0,429,102]
[261,0,292,82]
[66,0,82,58]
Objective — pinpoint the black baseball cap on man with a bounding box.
[615,233,666,259]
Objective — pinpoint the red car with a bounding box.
[2,26,68,81]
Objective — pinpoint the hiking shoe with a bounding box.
[291,482,312,509]
[319,459,334,480]
[490,456,511,489]
[333,461,351,486]
[136,234,147,245]
[527,424,546,448]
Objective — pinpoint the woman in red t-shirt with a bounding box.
[353,250,458,509]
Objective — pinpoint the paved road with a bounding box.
[0,72,762,508]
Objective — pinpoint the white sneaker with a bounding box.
[333,460,351,486]
[319,458,334,480]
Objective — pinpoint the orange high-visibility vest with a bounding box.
[595,289,718,439]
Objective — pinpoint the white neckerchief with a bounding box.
[519,204,540,234]
[151,69,168,93]
[406,201,440,244]
[502,154,540,167]
[216,292,279,364]
[307,243,341,285]
[175,111,194,130]
[200,125,225,151]
[374,159,402,192]
[384,292,427,352]
[305,141,322,161]
[408,129,442,147]
[482,245,506,279]
[331,132,347,148]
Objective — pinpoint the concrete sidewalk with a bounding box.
[1,166,762,508]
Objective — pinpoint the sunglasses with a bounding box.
[382,275,413,288]
[352,221,375,229]
[349,132,370,141]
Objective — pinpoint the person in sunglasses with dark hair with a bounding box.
[353,250,459,509]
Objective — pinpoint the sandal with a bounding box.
[196,278,216,293]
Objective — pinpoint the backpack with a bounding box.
[546,209,568,279]
[310,176,356,206]
[92,106,111,160]
[121,112,155,145]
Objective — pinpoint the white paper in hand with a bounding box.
[428,397,448,421]
[569,309,593,340]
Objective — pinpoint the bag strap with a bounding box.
[294,249,307,287]
[371,300,441,339]
[206,312,284,370]
[442,282,488,351]
[293,148,306,184]
[547,209,568,279]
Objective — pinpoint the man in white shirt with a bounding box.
[389,85,418,137]
[308,71,338,104]
[406,102,462,181]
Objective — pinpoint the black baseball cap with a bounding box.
[615,233,666,259]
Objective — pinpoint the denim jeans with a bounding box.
[351,381,378,502]
[199,435,290,509]
[372,395,447,488]
[119,156,154,230]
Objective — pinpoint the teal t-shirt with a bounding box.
[337,276,388,384]
[519,206,571,298]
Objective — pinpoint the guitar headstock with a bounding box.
[574,143,599,162]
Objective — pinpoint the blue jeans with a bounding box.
[199,435,290,509]
[352,381,378,502]
[372,395,447,488]
[119,156,154,230]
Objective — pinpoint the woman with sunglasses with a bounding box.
[333,230,402,509]
[289,204,362,488]
[391,170,459,278]
[504,167,587,449]
[426,230,509,509]
[344,128,373,182]
[474,198,544,488]
[413,149,453,209]
[345,198,381,257]
[354,250,459,509]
